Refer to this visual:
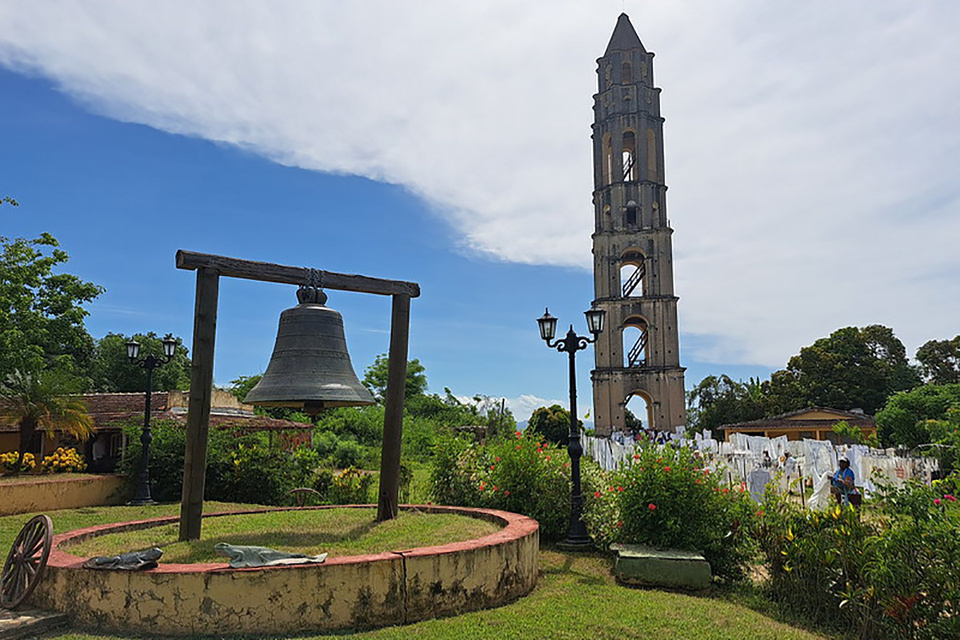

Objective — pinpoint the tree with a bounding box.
[875,383,960,449]
[362,354,428,402]
[0,233,103,381]
[686,375,766,434]
[916,336,960,385]
[528,404,580,445]
[775,325,920,416]
[90,332,190,392]
[0,368,93,473]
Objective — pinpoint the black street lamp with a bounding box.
[126,335,178,505]
[537,305,605,550]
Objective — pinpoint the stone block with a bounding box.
[610,543,711,590]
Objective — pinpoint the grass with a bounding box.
[63,508,499,562]
[1,504,832,640]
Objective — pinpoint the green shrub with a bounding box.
[120,420,301,505]
[429,431,586,541]
[313,430,341,458]
[583,442,755,583]
[332,439,365,469]
[755,474,960,639]
[327,467,375,504]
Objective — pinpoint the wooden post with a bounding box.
[179,268,219,541]
[377,294,411,521]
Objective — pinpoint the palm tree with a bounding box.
[0,369,93,474]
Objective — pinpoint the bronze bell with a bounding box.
[243,286,375,415]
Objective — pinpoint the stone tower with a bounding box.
[591,14,686,435]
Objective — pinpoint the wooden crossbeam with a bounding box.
[176,250,420,298]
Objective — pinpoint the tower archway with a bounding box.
[619,249,645,297]
[624,390,652,436]
[621,316,648,368]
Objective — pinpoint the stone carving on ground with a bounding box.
[82,547,162,571]
[213,543,327,568]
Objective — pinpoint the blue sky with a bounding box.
[2,2,958,422]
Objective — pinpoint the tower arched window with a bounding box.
[619,250,645,297]
[622,131,637,182]
[622,317,648,368]
[621,61,632,83]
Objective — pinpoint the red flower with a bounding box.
[515,431,522,439]
[504,490,510,497]
[496,457,501,462]
[695,479,702,484]
[934,498,942,506]
[490,464,496,471]
[722,488,729,494]
[515,445,522,450]
[608,486,614,492]
[663,466,671,472]
[479,483,486,491]
[633,454,641,460]
[546,455,551,461]
[648,503,657,510]
[945,494,957,502]
[493,486,498,492]
[617,486,624,492]
[564,462,569,467]
[756,510,764,517]
[595,491,602,498]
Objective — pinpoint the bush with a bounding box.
[0,451,36,474]
[332,439,365,469]
[41,447,86,473]
[429,431,587,541]
[583,442,755,583]
[327,467,375,504]
[755,474,960,639]
[119,420,301,505]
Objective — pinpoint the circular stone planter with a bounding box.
[27,505,539,636]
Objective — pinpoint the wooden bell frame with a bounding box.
[175,250,419,541]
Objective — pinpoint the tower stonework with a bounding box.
[591,14,686,435]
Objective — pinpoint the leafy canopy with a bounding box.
[0,233,103,380]
[90,332,190,392]
[916,336,960,385]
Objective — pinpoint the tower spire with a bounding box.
[605,13,646,55]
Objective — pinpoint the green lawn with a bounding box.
[1,504,830,640]
[64,508,498,562]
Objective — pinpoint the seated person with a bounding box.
[830,457,860,506]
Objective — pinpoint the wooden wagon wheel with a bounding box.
[1,514,53,609]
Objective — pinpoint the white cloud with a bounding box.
[0,1,957,368]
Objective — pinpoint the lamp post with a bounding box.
[126,335,178,505]
[537,306,605,550]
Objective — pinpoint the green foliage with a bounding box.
[831,419,880,447]
[0,368,93,473]
[527,404,579,446]
[0,233,103,381]
[362,353,428,401]
[754,476,960,639]
[120,420,303,505]
[774,325,920,416]
[326,467,375,504]
[875,383,960,449]
[429,432,584,541]
[916,335,960,385]
[90,332,190,392]
[332,439,365,468]
[583,443,755,582]
[687,375,766,434]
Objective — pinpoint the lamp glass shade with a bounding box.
[537,308,558,341]
[584,307,605,335]
[162,337,177,358]
[125,340,140,361]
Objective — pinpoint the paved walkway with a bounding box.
[0,608,67,640]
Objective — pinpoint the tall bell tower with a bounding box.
[591,14,686,435]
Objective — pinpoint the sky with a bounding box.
[1,1,958,424]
